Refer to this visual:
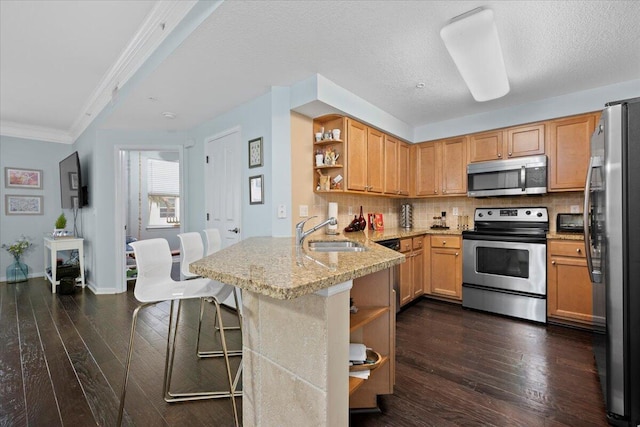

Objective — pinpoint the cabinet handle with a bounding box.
[455,252,459,256]
[508,152,512,157]
[434,190,438,194]
[442,241,446,245]
[497,153,502,158]
[576,248,581,253]
[443,189,447,194]
[551,260,556,265]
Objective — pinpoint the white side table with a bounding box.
[43,237,85,293]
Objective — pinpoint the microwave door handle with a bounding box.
[583,156,597,283]
[521,166,526,191]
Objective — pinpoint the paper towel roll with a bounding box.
[327,202,338,233]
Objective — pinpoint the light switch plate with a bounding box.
[570,205,580,213]
[278,204,286,218]
[299,205,308,217]
[452,207,459,216]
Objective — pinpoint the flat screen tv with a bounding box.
[59,151,88,209]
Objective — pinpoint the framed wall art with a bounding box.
[248,137,263,168]
[249,175,264,205]
[5,195,44,215]
[4,167,43,189]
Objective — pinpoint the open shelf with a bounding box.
[348,355,389,396]
[350,306,388,332]
[314,138,343,146]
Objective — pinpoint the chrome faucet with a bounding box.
[295,216,337,246]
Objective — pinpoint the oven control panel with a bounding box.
[474,207,548,222]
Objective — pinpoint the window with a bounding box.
[147,158,180,227]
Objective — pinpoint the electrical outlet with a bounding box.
[299,205,308,217]
[348,206,353,216]
[277,204,286,218]
[452,207,459,216]
[570,205,580,213]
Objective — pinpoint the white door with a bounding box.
[205,129,242,248]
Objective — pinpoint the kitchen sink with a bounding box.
[307,240,369,252]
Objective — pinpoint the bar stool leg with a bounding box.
[215,298,240,427]
[117,303,153,427]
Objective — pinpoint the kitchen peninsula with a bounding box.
[190,236,404,426]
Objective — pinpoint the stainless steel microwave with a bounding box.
[467,155,547,197]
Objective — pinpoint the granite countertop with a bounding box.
[365,227,462,241]
[189,235,405,300]
[547,232,585,241]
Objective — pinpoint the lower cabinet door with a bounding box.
[399,253,412,306]
[430,248,462,300]
[548,255,593,324]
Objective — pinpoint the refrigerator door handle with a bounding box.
[583,156,600,283]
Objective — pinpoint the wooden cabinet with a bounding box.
[383,136,410,196]
[397,141,409,196]
[349,268,395,408]
[399,236,425,306]
[345,118,384,193]
[547,240,594,327]
[412,137,467,197]
[469,123,545,163]
[429,235,462,300]
[548,113,598,191]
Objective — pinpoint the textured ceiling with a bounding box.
[2,1,640,141]
[106,0,640,132]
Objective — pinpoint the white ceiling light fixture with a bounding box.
[440,7,510,102]
[162,111,177,119]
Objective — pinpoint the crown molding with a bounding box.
[0,121,73,144]
[68,0,198,142]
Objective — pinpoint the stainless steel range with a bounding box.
[462,207,548,323]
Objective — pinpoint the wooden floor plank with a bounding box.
[0,283,27,427]
[14,283,62,426]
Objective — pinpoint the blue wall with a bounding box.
[0,135,73,279]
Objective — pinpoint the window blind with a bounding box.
[147,158,179,196]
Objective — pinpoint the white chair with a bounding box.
[203,228,222,256]
[178,232,205,280]
[178,232,242,359]
[117,238,240,427]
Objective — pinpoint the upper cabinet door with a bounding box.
[469,130,503,162]
[548,113,596,191]
[414,142,440,196]
[441,136,467,195]
[367,127,384,193]
[506,123,545,159]
[397,141,410,196]
[346,118,368,191]
[383,135,398,195]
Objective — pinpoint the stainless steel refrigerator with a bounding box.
[585,97,640,426]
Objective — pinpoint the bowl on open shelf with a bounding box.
[349,349,382,372]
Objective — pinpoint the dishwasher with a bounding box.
[376,238,401,312]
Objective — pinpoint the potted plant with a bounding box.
[54,213,67,237]
[2,235,33,283]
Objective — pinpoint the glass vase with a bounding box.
[6,255,28,283]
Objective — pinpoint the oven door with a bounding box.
[463,237,546,295]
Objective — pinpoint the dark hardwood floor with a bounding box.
[1,279,607,426]
[352,299,608,427]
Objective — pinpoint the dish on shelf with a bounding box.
[349,349,382,372]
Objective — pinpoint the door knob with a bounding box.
[228,227,240,234]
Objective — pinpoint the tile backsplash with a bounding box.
[313,192,583,234]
